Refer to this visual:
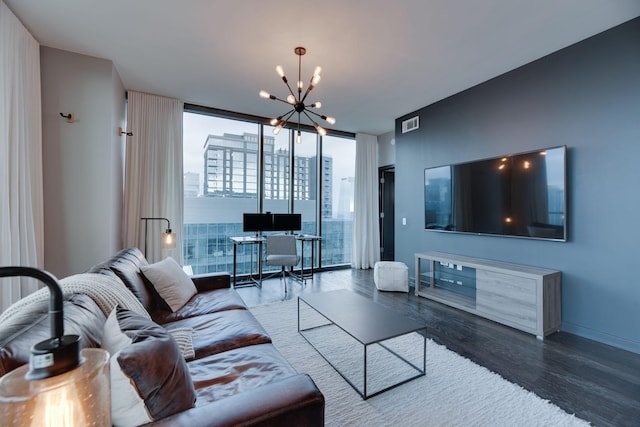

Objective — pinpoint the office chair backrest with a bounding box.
[265,234,297,255]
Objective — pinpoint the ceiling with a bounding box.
[6,0,640,135]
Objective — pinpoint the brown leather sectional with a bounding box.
[0,247,324,426]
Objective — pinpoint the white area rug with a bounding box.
[250,298,590,427]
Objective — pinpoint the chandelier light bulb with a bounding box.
[276,65,284,77]
[296,131,302,144]
[259,90,270,99]
[311,74,321,86]
[270,118,279,126]
[314,123,327,136]
[297,80,303,91]
[314,66,322,76]
[325,116,336,125]
[273,124,282,135]
[310,102,321,108]
[287,94,296,104]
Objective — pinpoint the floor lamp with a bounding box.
[141,217,176,258]
[0,267,111,425]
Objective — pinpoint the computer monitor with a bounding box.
[242,213,273,232]
[272,213,302,231]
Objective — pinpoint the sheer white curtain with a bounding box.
[0,1,44,311]
[123,91,184,264]
[351,133,381,269]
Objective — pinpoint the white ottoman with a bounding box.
[374,261,409,292]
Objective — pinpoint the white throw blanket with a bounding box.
[0,273,150,325]
[0,272,195,360]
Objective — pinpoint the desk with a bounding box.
[230,236,265,287]
[290,234,322,283]
[230,234,322,287]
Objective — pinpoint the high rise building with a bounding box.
[183,172,200,197]
[310,156,333,218]
[202,133,332,208]
[336,176,354,219]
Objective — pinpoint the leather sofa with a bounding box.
[0,247,324,426]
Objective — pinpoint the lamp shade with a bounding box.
[0,348,111,426]
[162,229,176,249]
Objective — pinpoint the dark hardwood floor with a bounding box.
[236,268,640,427]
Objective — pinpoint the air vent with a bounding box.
[401,116,419,133]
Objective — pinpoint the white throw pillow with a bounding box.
[109,354,152,427]
[102,306,132,355]
[140,257,197,312]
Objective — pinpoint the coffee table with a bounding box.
[298,290,426,399]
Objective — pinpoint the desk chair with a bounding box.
[264,235,300,293]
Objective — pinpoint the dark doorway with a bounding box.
[379,166,395,261]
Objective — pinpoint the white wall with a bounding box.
[377,130,395,167]
[40,47,125,277]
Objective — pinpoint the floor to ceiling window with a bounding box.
[183,107,355,275]
[183,112,259,274]
[321,134,355,266]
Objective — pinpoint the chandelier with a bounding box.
[259,46,335,144]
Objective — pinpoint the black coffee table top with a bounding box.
[299,290,426,345]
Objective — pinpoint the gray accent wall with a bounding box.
[395,18,640,354]
[40,47,126,278]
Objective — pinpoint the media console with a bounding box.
[414,251,561,339]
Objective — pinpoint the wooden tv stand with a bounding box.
[414,252,561,339]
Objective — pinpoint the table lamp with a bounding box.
[0,267,111,426]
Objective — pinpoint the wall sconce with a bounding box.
[118,127,133,136]
[140,217,176,258]
[0,267,111,425]
[59,112,74,123]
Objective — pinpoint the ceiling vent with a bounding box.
[401,116,419,133]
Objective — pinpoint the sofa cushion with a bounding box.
[187,343,297,406]
[140,257,197,312]
[163,309,271,359]
[88,247,158,312]
[104,306,196,426]
[0,293,106,377]
[152,288,248,324]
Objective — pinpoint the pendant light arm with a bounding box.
[300,85,314,104]
[272,95,296,106]
[305,108,323,120]
[279,109,297,126]
[282,79,297,101]
[301,70,320,104]
[305,108,336,125]
[283,109,296,122]
[260,90,294,106]
[272,109,297,132]
[302,110,316,125]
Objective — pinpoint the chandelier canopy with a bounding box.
[259,47,335,143]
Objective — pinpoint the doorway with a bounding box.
[379,166,395,261]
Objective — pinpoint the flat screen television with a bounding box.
[424,146,566,241]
